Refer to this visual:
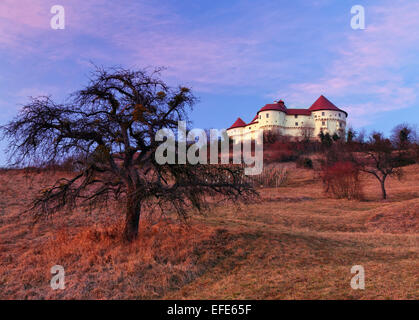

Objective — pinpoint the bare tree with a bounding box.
[346,126,356,144]
[355,128,366,144]
[390,123,418,150]
[1,67,256,242]
[356,132,403,200]
[299,127,313,142]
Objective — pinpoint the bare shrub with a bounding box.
[264,141,298,163]
[321,161,363,200]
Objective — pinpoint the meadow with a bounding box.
[0,163,417,299]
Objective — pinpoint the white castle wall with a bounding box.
[312,110,346,137]
[227,109,346,142]
[258,110,285,128]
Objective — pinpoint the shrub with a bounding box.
[296,157,313,169]
[264,141,298,163]
[321,161,363,200]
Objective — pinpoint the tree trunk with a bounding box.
[123,197,141,242]
[380,178,387,200]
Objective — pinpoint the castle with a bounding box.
[226,95,348,142]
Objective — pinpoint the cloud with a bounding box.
[0,0,299,91]
[1,0,419,128]
[272,0,419,126]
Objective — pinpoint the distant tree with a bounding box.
[346,127,356,144]
[332,132,340,142]
[263,129,283,144]
[319,131,333,148]
[263,130,277,144]
[1,67,256,242]
[355,128,366,144]
[356,132,403,200]
[391,123,417,150]
[299,127,313,142]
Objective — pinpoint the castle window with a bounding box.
[322,121,326,126]
[295,122,298,126]
[339,114,341,117]
[322,112,325,116]
[266,113,269,118]
[294,115,298,119]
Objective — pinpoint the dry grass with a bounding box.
[249,165,289,188]
[0,164,418,299]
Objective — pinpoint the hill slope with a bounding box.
[0,164,418,299]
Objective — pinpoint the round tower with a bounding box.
[309,95,347,138]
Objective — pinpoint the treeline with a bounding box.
[3,122,418,201]
[263,123,419,200]
[0,155,83,173]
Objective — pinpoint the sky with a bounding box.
[0,0,418,164]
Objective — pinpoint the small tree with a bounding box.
[332,132,340,142]
[263,130,278,145]
[390,123,417,150]
[1,67,256,241]
[319,131,333,148]
[390,123,418,166]
[346,127,356,144]
[299,127,313,142]
[357,132,403,200]
[355,128,366,144]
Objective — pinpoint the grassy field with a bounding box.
[0,164,417,299]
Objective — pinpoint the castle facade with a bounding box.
[226,95,348,142]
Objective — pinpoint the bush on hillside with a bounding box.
[296,157,313,169]
[263,141,296,163]
[321,161,363,200]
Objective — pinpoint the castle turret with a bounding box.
[256,100,287,134]
[227,117,246,142]
[309,95,347,138]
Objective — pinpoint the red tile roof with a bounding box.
[228,117,246,129]
[257,100,287,114]
[309,95,347,116]
[248,115,259,125]
[286,109,311,116]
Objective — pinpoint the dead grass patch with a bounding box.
[0,164,418,299]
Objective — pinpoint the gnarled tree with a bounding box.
[357,132,403,200]
[1,67,256,241]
